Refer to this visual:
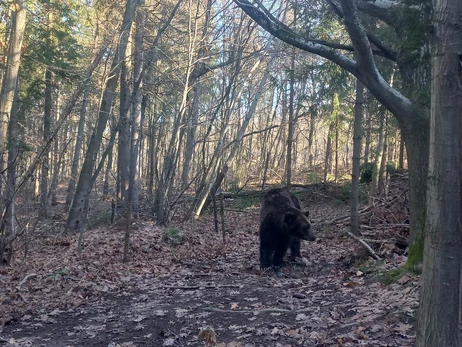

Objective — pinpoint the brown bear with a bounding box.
[259,188,316,270]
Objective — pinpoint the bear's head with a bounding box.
[283,209,316,241]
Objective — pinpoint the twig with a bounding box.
[224,209,258,214]
[203,307,312,314]
[164,284,242,290]
[362,239,395,244]
[16,273,37,289]
[346,231,382,260]
[317,206,373,228]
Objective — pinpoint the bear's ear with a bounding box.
[283,211,297,225]
[303,210,310,218]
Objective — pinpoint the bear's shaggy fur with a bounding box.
[259,188,316,270]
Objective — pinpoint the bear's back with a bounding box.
[260,188,297,221]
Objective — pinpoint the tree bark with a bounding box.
[0,0,26,263]
[364,112,371,163]
[350,80,363,236]
[370,110,385,199]
[308,106,315,168]
[66,87,89,206]
[39,68,53,218]
[398,131,404,169]
[0,0,26,169]
[378,121,388,195]
[117,37,132,207]
[323,123,333,183]
[416,0,462,344]
[1,83,20,264]
[286,33,296,187]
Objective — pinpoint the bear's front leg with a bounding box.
[260,242,273,270]
[272,238,291,271]
[290,238,301,260]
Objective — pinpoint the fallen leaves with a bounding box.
[1,200,419,346]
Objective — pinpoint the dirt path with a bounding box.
[1,204,418,347]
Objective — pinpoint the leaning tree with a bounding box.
[233,0,430,254]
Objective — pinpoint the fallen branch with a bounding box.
[346,231,382,261]
[203,307,312,314]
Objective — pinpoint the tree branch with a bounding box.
[325,0,397,61]
[233,0,358,75]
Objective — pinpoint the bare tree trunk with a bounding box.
[323,123,334,183]
[117,39,132,207]
[416,0,462,344]
[1,83,20,264]
[286,43,296,187]
[261,150,270,189]
[350,80,363,236]
[378,120,388,195]
[39,68,53,218]
[66,87,89,206]
[398,131,404,169]
[128,10,145,219]
[334,115,339,182]
[370,110,385,198]
[0,0,26,178]
[182,84,200,187]
[308,106,315,168]
[51,89,61,205]
[147,106,157,200]
[364,112,371,163]
[0,0,26,263]
[66,0,138,231]
[102,144,113,197]
[181,0,213,187]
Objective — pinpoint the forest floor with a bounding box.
[0,185,418,347]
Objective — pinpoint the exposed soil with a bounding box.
[1,196,418,347]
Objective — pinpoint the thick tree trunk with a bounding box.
[402,127,429,244]
[350,80,363,236]
[1,84,20,264]
[0,0,26,263]
[0,0,26,168]
[416,0,462,344]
